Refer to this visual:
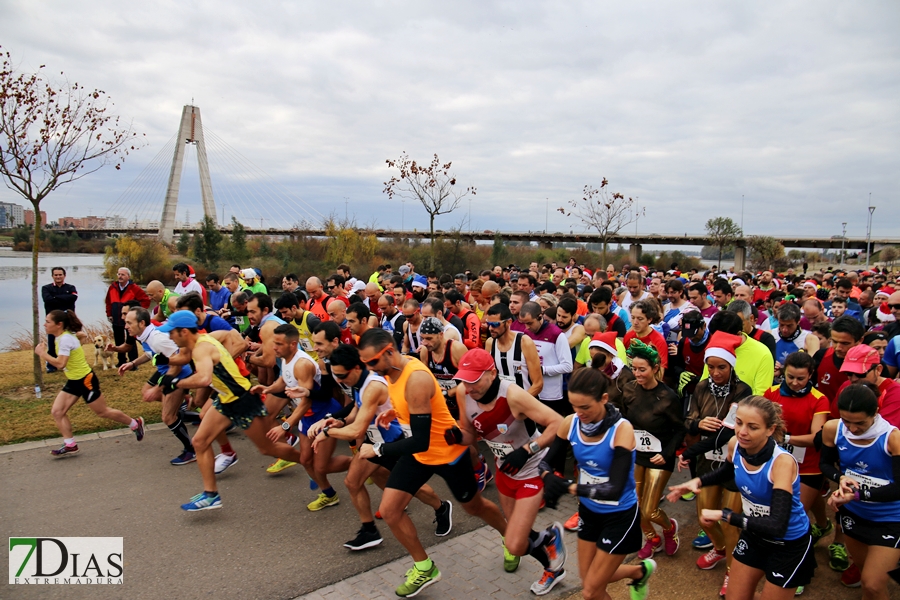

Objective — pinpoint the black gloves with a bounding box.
[542,472,572,509]
[160,374,180,395]
[444,426,463,446]
[499,447,530,476]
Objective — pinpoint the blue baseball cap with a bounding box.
[157,310,200,332]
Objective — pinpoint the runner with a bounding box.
[274,291,321,360]
[772,303,819,378]
[35,309,145,456]
[670,396,818,599]
[541,368,657,600]
[146,280,179,322]
[305,344,452,550]
[258,323,349,509]
[377,293,405,349]
[449,348,567,595]
[821,384,900,598]
[620,271,651,311]
[624,299,669,376]
[245,292,287,388]
[484,303,543,399]
[119,307,194,465]
[621,340,685,561]
[400,298,423,354]
[356,329,508,598]
[159,311,304,511]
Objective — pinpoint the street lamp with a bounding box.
[841,222,847,267]
[866,197,875,270]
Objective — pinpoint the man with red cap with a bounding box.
[446,348,568,595]
[838,344,900,428]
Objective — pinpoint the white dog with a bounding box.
[93,336,115,370]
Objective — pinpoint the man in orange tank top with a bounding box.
[357,329,508,598]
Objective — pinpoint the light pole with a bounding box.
[545,198,549,234]
[841,222,847,267]
[741,194,744,235]
[866,195,875,270]
[344,197,349,221]
[468,198,472,232]
[222,203,227,224]
[401,198,405,233]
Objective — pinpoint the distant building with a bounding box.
[24,209,48,226]
[106,215,127,228]
[0,202,25,228]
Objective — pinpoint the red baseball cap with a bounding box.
[454,348,496,383]
[840,345,881,375]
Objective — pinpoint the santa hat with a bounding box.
[588,332,618,357]
[878,302,896,323]
[188,264,197,279]
[704,331,742,368]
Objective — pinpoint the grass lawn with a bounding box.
[0,346,164,445]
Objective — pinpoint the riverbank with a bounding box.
[0,345,160,445]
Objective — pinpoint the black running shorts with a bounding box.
[386,452,478,504]
[732,530,817,589]
[577,503,643,555]
[839,507,900,549]
[62,372,101,404]
[213,391,268,430]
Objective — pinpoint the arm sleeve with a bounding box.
[306,313,321,330]
[699,460,736,487]
[462,313,480,350]
[725,488,793,539]
[819,443,842,483]
[380,414,431,458]
[683,427,735,461]
[542,335,573,377]
[540,435,570,472]
[858,455,900,502]
[332,402,355,421]
[575,447,633,501]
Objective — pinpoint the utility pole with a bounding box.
[841,222,847,267]
[344,197,349,221]
[468,198,472,232]
[401,198,405,232]
[741,194,744,235]
[545,198,549,233]
[866,195,875,270]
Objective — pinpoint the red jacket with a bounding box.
[106,281,150,326]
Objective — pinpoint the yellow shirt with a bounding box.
[56,332,92,380]
[199,334,251,403]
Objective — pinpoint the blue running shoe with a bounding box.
[544,522,568,572]
[170,450,196,466]
[309,477,319,491]
[692,530,713,550]
[181,491,221,511]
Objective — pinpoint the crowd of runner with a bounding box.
[34,258,900,599]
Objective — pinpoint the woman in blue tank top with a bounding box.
[668,396,816,598]
[821,384,900,599]
[540,368,656,600]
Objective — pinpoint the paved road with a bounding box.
[1,429,889,600]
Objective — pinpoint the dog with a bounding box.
[93,336,115,370]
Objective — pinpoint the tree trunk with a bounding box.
[717,247,722,271]
[601,237,608,271]
[31,202,44,389]
[429,213,436,271]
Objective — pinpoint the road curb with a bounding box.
[0,422,168,454]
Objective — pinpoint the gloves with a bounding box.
[542,472,572,509]
[678,371,696,395]
[154,353,169,366]
[444,426,463,446]
[499,447,530,476]
[160,375,180,395]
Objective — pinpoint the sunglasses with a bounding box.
[889,304,900,310]
[332,370,352,380]
[363,345,391,367]
[485,319,508,328]
[325,285,335,290]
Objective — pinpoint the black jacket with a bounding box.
[42,282,78,313]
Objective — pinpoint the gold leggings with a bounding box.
[633,465,673,537]
[697,485,743,569]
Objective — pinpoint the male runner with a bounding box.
[246,292,286,387]
[146,280,179,322]
[275,292,321,360]
[159,311,305,511]
[357,329,508,598]
[378,293,405,349]
[400,298,424,354]
[484,303,544,399]
[306,344,452,550]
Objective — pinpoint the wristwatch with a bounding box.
[323,426,331,438]
[528,441,541,455]
[281,421,291,432]
[372,442,384,457]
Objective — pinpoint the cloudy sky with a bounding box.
[1,1,898,242]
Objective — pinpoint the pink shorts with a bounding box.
[495,471,543,499]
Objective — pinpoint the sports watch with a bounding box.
[528,441,541,455]
[372,442,384,457]
[281,421,291,432]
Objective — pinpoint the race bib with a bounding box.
[299,338,313,351]
[779,442,806,463]
[742,497,771,518]
[844,469,889,502]
[580,471,619,506]
[704,445,727,464]
[234,316,245,325]
[722,403,738,429]
[633,430,662,453]
[367,425,385,444]
[499,374,516,383]
[486,440,514,459]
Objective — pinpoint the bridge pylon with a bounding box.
[159,105,217,243]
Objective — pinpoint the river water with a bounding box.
[0,249,111,338]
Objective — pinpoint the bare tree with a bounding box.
[880,246,898,272]
[0,48,143,386]
[383,152,475,270]
[705,216,742,271]
[558,179,640,267]
[747,235,786,271]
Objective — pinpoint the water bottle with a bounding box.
[35,386,42,399]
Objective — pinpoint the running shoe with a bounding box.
[433,500,453,537]
[828,542,850,571]
[692,530,713,550]
[544,522,567,572]
[629,558,656,600]
[307,492,340,512]
[266,459,297,474]
[309,477,319,491]
[719,569,729,597]
[530,568,565,596]
[396,562,441,597]
[697,547,726,570]
[214,453,238,474]
[181,491,221,511]
[563,512,581,532]
[663,518,680,555]
[285,433,298,447]
[50,443,79,457]
[170,450,196,465]
[840,562,861,587]
[795,585,804,595]
[46,366,57,373]
[475,457,493,492]
[132,416,145,441]
[343,526,383,551]
[811,519,833,545]
[680,491,696,501]
[637,535,662,560]
[375,510,382,520]
[502,543,520,573]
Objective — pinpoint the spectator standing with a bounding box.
[104,267,150,366]
[41,267,78,373]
